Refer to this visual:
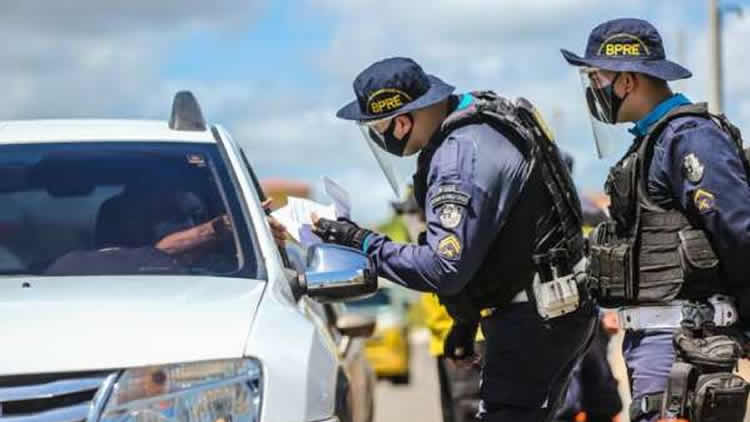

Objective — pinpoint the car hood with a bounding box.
[0,275,265,375]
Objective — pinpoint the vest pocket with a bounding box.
[590,240,634,306]
[678,228,720,296]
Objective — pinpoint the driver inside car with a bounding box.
[45,190,235,276]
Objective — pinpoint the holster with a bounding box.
[661,330,749,422]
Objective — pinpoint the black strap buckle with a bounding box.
[629,392,663,421]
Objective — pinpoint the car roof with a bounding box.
[0,119,217,144]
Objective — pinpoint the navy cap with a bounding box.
[337,57,455,121]
[561,18,691,81]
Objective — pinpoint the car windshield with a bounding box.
[0,142,263,279]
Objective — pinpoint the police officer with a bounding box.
[312,57,596,421]
[563,18,750,422]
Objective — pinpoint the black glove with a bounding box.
[313,217,373,250]
[444,321,479,360]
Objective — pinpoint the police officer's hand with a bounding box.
[311,214,373,251]
[444,321,479,365]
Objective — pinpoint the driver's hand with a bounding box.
[210,214,233,238]
[263,199,287,246]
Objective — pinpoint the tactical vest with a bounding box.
[414,91,585,312]
[589,103,748,306]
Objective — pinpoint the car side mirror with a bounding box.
[336,312,376,338]
[292,243,378,302]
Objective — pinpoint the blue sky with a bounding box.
[3,0,750,223]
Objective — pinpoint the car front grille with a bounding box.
[0,372,118,422]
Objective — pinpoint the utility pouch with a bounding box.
[674,331,743,373]
[678,228,720,288]
[692,373,749,422]
[589,241,633,305]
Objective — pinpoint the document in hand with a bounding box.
[270,177,351,248]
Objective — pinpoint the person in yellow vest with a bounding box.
[390,186,484,422]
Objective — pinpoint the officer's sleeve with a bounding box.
[661,121,750,285]
[363,128,529,295]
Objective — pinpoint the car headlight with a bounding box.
[100,359,262,422]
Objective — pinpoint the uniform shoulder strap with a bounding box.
[440,91,535,150]
[441,91,584,260]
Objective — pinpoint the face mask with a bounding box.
[368,113,413,157]
[585,72,629,124]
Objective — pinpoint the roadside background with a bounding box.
[3,1,750,225]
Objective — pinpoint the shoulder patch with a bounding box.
[683,153,705,183]
[430,184,470,209]
[437,234,462,260]
[439,203,463,229]
[693,189,715,214]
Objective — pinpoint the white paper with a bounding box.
[270,178,352,248]
[322,176,351,219]
[271,197,336,245]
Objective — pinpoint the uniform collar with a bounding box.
[629,93,691,137]
[456,93,473,110]
[424,94,466,149]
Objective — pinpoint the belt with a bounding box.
[480,256,589,317]
[480,286,530,318]
[618,294,738,331]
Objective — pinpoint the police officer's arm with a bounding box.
[365,126,529,295]
[661,122,750,284]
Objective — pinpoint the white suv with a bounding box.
[0,92,377,422]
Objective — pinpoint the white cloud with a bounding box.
[7,0,749,224]
[0,1,263,119]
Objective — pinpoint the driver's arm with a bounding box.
[155,215,232,256]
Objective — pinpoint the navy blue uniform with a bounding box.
[361,94,594,421]
[561,17,750,422]
[331,58,593,421]
[624,95,750,422]
[645,111,750,285]
[364,119,529,296]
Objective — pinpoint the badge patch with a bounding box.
[683,153,704,183]
[430,184,470,209]
[439,204,463,229]
[437,235,462,260]
[693,189,715,213]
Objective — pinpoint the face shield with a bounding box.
[579,68,633,158]
[358,115,417,198]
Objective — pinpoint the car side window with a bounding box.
[239,148,296,269]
